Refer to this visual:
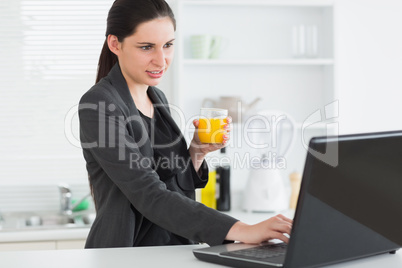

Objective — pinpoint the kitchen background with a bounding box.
[0,0,401,213]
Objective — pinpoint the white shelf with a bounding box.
[182,0,334,7]
[234,122,337,130]
[174,0,336,124]
[183,58,334,66]
[296,122,338,130]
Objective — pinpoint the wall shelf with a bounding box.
[183,59,334,66]
[173,0,335,121]
[182,0,334,7]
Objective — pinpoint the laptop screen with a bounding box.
[283,131,401,267]
[307,131,402,246]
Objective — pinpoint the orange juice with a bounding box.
[198,117,227,144]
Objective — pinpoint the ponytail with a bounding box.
[96,39,118,83]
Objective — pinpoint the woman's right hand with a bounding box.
[225,214,293,244]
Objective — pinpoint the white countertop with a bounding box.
[0,244,401,268]
[1,209,401,267]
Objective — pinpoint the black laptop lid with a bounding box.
[284,131,401,268]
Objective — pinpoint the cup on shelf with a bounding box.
[292,24,318,58]
[190,35,225,59]
[209,35,223,59]
[306,25,318,57]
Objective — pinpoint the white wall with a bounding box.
[335,0,402,134]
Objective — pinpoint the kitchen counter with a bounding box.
[0,209,288,243]
[0,244,401,268]
[0,210,401,267]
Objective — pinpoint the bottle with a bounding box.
[289,171,302,210]
[216,147,231,211]
[201,170,217,209]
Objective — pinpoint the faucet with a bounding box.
[0,211,4,230]
[58,184,73,215]
[58,184,91,215]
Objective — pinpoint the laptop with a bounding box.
[193,130,402,268]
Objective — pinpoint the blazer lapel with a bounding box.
[105,64,185,155]
[106,63,153,157]
[147,87,184,138]
[108,64,137,114]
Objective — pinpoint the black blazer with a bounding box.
[79,64,237,248]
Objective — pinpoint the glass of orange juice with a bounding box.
[198,108,228,144]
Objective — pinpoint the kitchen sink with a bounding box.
[0,210,95,231]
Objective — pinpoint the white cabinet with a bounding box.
[0,241,56,251]
[0,239,86,251]
[56,239,86,250]
[172,0,337,193]
[173,0,335,123]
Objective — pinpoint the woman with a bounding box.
[79,0,292,248]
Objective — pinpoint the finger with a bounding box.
[281,223,292,235]
[271,221,292,235]
[276,214,293,224]
[224,124,232,132]
[273,233,290,244]
[270,218,292,235]
[224,117,232,132]
[193,119,199,128]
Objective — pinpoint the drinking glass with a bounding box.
[198,108,228,144]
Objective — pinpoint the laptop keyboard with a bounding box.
[221,243,287,261]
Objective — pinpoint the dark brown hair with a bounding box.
[91,0,175,209]
[95,0,176,83]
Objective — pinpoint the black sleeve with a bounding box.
[192,159,209,189]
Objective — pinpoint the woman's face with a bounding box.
[113,17,175,90]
